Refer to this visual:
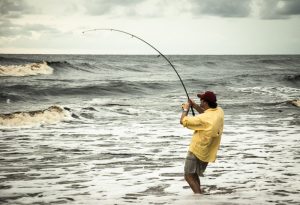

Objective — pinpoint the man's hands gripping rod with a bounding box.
[180,99,205,124]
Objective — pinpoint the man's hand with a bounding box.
[182,102,191,111]
[180,101,191,125]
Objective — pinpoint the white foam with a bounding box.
[228,86,300,100]
[289,99,300,107]
[0,61,53,77]
[0,105,70,127]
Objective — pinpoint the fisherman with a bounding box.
[180,91,224,194]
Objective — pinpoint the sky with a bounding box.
[0,0,300,55]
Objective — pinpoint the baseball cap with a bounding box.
[197,91,217,103]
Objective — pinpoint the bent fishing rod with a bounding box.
[82,28,195,116]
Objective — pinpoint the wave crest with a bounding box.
[0,61,53,77]
[288,100,300,107]
[0,105,69,127]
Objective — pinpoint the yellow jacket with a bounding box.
[182,107,224,162]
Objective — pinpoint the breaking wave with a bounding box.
[0,105,70,127]
[288,100,300,107]
[0,61,53,77]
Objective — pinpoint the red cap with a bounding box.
[197,91,217,103]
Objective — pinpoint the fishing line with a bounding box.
[82,28,195,116]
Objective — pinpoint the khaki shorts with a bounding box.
[184,151,208,177]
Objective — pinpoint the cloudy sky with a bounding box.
[1,0,300,54]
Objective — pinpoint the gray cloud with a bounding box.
[84,0,143,16]
[0,20,60,37]
[280,0,300,15]
[2,0,298,20]
[0,0,60,39]
[83,0,255,18]
[259,0,300,19]
[190,0,252,18]
[0,0,32,18]
[84,0,253,18]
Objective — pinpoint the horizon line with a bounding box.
[1,53,300,56]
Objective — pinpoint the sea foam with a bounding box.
[0,105,69,127]
[0,61,53,76]
[289,99,300,107]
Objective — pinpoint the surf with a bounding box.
[289,99,300,107]
[0,61,53,77]
[0,105,71,127]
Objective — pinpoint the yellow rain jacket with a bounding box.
[182,107,224,162]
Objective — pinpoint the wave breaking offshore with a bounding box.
[0,105,71,127]
[0,61,53,77]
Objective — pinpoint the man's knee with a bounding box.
[184,174,193,182]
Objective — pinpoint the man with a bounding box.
[180,91,224,194]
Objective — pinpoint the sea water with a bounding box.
[0,55,299,204]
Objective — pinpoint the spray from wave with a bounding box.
[0,61,53,77]
[0,105,70,127]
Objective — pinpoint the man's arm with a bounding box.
[189,99,204,114]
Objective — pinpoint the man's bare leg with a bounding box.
[184,173,201,193]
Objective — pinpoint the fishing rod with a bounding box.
[82,28,195,116]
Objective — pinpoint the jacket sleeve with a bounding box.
[182,115,205,130]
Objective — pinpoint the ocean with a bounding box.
[0,54,299,204]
